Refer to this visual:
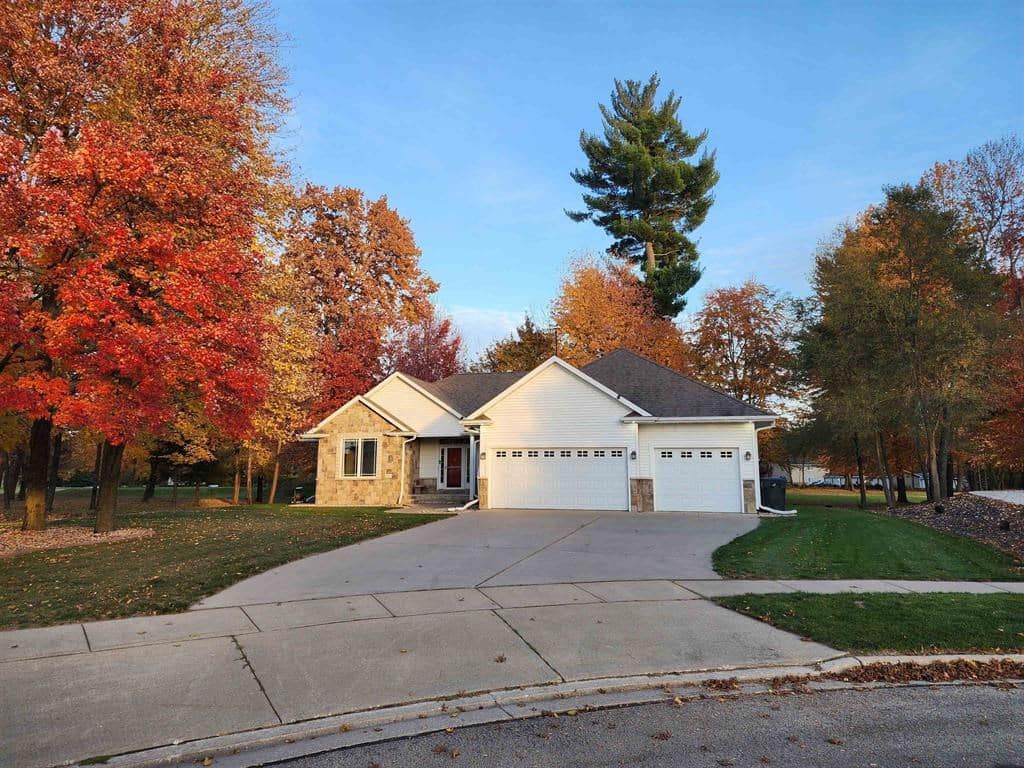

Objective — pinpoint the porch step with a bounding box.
[411,493,471,508]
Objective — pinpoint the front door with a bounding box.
[444,446,463,488]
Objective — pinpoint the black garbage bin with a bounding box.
[760,476,787,510]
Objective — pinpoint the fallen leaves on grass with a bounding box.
[651,731,672,741]
[0,526,154,558]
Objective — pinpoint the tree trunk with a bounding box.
[89,441,104,511]
[268,440,282,505]
[45,429,63,515]
[171,476,178,508]
[896,473,908,504]
[94,441,125,533]
[256,473,264,503]
[937,416,952,499]
[245,450,253,504]
[644,241,656,273]
[844,473,853,492]
[193,478,200,503]
[945,458,955,498]
[22,418,52,531]
[232,448,241,505]
[927,428,943,502]
[142,451,160,502]
[3,446,22,518]
[874,432,894,509]
[853,432,867,509]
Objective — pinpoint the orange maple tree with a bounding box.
[0,0,285,530]
[283,184,438,418]
[687,280,796,409]
[551,257,690,371]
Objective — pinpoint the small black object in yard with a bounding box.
[999,519,1011,531]
[933,503,944,515]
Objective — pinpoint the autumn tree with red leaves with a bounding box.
[551,257,690,371]
[0,0,286,531]
[384,307,463,382]
[283,184,438,419]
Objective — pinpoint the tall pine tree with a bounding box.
[568,74,719,316]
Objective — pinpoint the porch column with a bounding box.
[469,435,478,499]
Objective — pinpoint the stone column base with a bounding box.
[630,478,653,513]
[478,478,489,510]
[743,479,757,513]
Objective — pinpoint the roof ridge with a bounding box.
[590,348,773,417]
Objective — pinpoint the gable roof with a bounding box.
[462,357,652,422]
[581,348,774,419]
[404,371,529,417]
[301,395,414,438]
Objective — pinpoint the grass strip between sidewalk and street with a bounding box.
[717,592,1024,654]
[1,505,448,630]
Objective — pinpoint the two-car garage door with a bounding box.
[487,447,628,510]
[653,448,742,513]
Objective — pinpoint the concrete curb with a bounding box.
[76,653,1024,768]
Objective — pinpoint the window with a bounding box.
[611,450,623,458]
[700,450,713,459]
[511,450,523,458]
[680,451,693,459]
[527,450,539,457]
[577,450,588,457]
[495,450,507,458]
[720,451,734,459]
[342,439,359,477]
[543,450,555,457]
[594,450,606,457]
[560,450,571,457]
[660,450,673,458]
[341,438,378,478]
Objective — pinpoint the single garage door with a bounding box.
[488,448,628,510]
[653,448,742,513]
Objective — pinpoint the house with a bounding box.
[300,349,775,513]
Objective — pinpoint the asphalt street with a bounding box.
[277,683,1024,768]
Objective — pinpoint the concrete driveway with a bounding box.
[8,510,842,768]
[198,509,758,607]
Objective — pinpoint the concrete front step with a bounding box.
[412,494,471,507]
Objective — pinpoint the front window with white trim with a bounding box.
[340,437,378,478]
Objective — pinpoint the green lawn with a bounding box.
[714,505,1023,581]
[787,486,927,509]
[718,592,1024,653]
[0,505,447,630]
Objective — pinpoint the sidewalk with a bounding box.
[2,578,1022,767]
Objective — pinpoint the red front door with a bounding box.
[444,447,462,488]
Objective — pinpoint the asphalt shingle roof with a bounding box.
[405,371,528,416]
[581,349,774,419]
[403,349,772,420]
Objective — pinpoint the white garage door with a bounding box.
[488,448,628,510]
[653,448,742,513]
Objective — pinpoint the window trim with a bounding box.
[338,436,380,479]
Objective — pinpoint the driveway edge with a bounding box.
[77,653,1024,768]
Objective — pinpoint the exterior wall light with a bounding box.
[480,451,486,460]
[744,451,752,461]
[630,450,637,460]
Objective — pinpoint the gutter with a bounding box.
[622,416,777,424]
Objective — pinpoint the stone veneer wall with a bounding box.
[743,479,757,513]
[477,478,489,510]
[315,401,411,507]
[630,478,653,513]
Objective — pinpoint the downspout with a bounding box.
[755,423,797,516]
[396,436,416,507]
[450,427,481,512]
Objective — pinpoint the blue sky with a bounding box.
[271,0,1023,355]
